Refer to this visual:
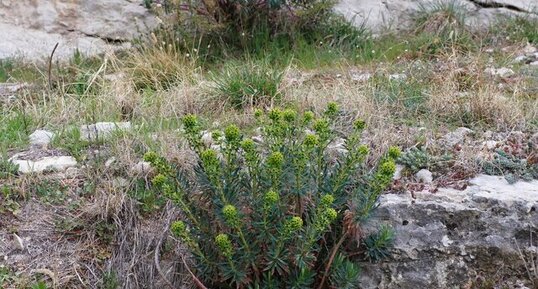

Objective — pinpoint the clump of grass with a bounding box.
[0,110,32,151]
[211,60,284,109]
[370,75,430,117]
[413,1,476,55]
[494,16,538,44]
[125,31,199,91]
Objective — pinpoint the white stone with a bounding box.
[131,161,152,175]
[485,67,515,78]
[523,44,537,54]
[483,140,497,150]
[530,61,538,66]
[13,233,24,251]
[80,122,131,141]
[29,129,54,146]
[389,74,407,81]
[415,169,433,184]
[65,167,80,178]
[513,55,527,63]
[201,130,215,147]
[105,157,117,167]
[11,156,77,174]
[393,164,405,180]
[440,127,473,148]
[351,72,372,82]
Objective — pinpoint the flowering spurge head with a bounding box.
[201,149,219,169]
[325,102,339,117]
[171,221,187,238]
[152,174,167,187]
[240,138,256,154]
[378,160,396,177]
[254,108,263,119]
[374,159,397,189]
[320,194,335,208]
[215,233,233,258]
[313,118,330,135]
[211,130,223,142]
[268,108,283,122]
[316,208,338,231]
[224,124,241,143]
[283,216,303,237]
[303,111,314,124]
[182,114,199,134]
[388,146,401,159]
[282,109,297,123]
[353,119,366,131]
[358,145,369,156]
[266,151,284,170]
[222,205,240,227]
[143,151,159,163]
[303,134,319,148]
[264,190,279,206]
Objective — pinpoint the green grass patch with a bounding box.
[0,110,33,151]
[211,60,284,109]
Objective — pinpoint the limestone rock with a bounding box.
[415,169,433,183]
[359,174,538,288]
[485,67,515,78]
[29,130,55,147]
[131,161,153,175]
[11,156,77,174]
[80,122,131,141]
[334,0,538,33]
[0,0,159,60]
[393,164,405,180]
[440,127,473,148]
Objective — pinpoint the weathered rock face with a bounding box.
[335,0,538,33]
[360,174,538,288]
[0,0,158,60]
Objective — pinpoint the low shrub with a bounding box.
[143,103,400,287]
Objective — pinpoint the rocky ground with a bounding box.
[1,1,538,288]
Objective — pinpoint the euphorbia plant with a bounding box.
[144,103,400,288]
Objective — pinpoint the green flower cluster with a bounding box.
[224,124,241,144]
[182,114,199,134]
[315,208,338,231]
[283,216,303,237]
[267,151,284,169]
[325,102,339,117]
[144,151,172,175]
[264,190,279,206]
[320,194,335,208]
[215,233,233,258]
[222,204,240,228]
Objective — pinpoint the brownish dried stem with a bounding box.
[48,42,59,90]
[180,253,209,289]
[317,230,349,289]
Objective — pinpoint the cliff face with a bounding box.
[334,0,538,33]
[0,0,158,60]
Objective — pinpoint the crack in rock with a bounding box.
[467,0,536,14]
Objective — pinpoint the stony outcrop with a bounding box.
[0,0,158,60]
[360,174,538,288]
[335,0,538,33]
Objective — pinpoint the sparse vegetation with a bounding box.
[1,1,538,288]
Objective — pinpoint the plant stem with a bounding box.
[317,230,349,289]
